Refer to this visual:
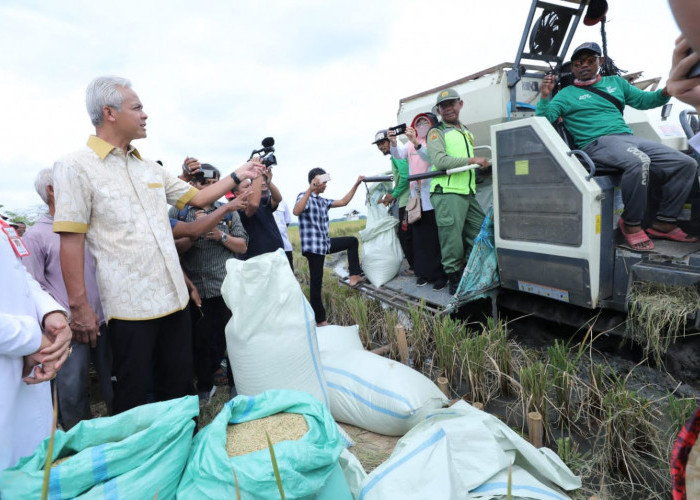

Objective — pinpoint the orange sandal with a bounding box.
[618,218,654,252]
[646,227,699,243]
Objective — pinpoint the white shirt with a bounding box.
[0,229,64,470]
[273,200,293,252]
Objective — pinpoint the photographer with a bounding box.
[294,168,365,326]
[238,167,284,260]
[169,163,248,404]
[373,129,414,275]
[390,114,448,291]
[537,43,697,251]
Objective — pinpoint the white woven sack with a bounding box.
[358,401,581,500]
[221,249,329,406]
[322,349,448,436]
[316,325,364,353]
[359,204,402,287]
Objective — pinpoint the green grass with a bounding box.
[547,340,579,424]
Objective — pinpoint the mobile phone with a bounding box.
[689,61,700,79]
[687,50,700,79]
[389,123,407,135]
[318,173,331,183]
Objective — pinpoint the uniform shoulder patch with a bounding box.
[429,130,440,143]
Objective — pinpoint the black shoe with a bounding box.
[416,277,429,287]
[447,272,461,295]
[432,279,447,291]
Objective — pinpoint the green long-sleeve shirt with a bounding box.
[536,75,669,148]
[390,156,410,207]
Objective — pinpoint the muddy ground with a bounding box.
[508,313,700,402]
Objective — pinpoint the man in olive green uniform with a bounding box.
[426,88,490,294]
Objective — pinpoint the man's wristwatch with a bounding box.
[230,172,241,185]
[221,233,228,243]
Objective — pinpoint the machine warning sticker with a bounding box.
[595,214,601,234]
[517,280,569,303]
[515,160,529,175]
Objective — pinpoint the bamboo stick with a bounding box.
[395,324,409,365]
[437,376,449,398]
[527,411,543,448]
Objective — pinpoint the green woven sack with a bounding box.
[177,389,351,499]
[0,396,198,499]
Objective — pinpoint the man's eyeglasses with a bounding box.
[572,55,600,68]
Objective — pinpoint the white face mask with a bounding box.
[415,122,431,139]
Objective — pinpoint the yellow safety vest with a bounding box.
[430,124,476,195]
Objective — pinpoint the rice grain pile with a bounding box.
[51,455,73,468]
[226,412,308,457]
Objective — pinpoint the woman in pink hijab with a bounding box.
[390,112,447,291]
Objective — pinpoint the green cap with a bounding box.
[436,88,460,106]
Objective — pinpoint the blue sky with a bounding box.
[0,0,682,218]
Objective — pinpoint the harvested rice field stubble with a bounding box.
[226,413,309,457]
[80,218,700,497]
[627,281,700,366]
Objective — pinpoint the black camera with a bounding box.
[388,124,407,135]
[262,152,277,168]
[249,137,277,168]
[192,164,220,182]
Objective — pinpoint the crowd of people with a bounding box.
[0,74,372,471]
[3,12,700,475]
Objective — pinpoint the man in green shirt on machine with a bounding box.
[426,88,491,295]
[537,41,698,252]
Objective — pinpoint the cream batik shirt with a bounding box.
[53,136,198,322]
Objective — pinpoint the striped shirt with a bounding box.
[296,192,334,255]
[169,204,247,299]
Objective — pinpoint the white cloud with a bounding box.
[0,0,684,218]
